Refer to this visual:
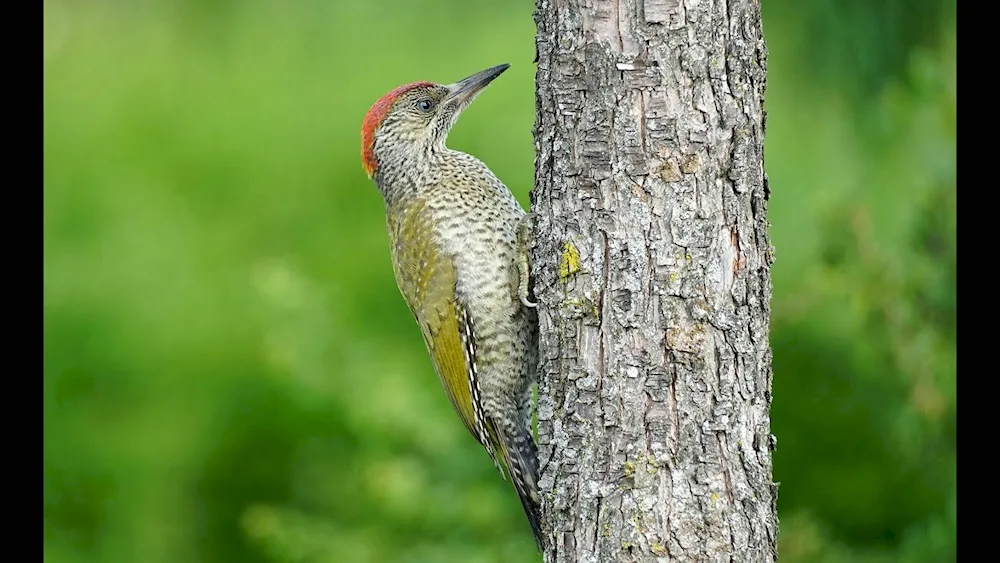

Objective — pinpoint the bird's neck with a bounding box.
[375,143,453,207]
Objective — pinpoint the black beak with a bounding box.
[444,64,510,105]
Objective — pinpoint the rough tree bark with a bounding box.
[530,0,775,561]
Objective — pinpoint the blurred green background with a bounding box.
[43,0,955,561]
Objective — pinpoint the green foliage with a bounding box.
[766,29,955,563]
[764,0,956,106]
[44,1,954,562]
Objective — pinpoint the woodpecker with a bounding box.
[360,64,542,549]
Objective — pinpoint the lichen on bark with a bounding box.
[530,0,777,561]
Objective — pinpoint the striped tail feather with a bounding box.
[488,417,543,551]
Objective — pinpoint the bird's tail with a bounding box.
[488,418,543,551]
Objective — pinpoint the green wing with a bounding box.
[387,201,483,446]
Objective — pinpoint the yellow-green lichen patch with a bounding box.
[558,241,581,281]
[645,454,658,474]
[559,296,599,319]
[632,511,646,532]
[658,160,683,182]
[680,154,701,174]
[624,460,636,478]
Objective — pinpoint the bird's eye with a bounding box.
[416,98,435,112]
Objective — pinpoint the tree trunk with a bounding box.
[530,0,776,561]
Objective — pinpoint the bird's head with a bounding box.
[360,63,510,179]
